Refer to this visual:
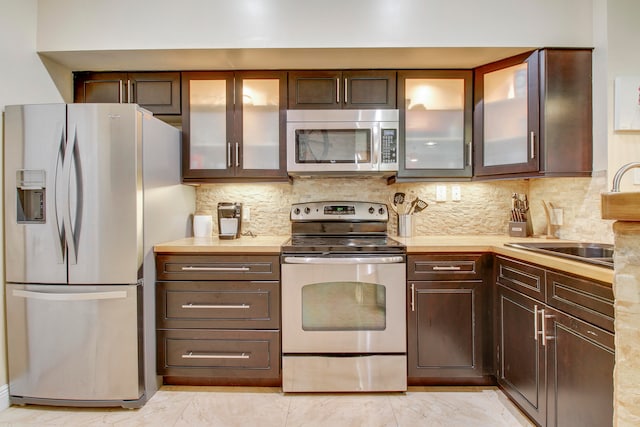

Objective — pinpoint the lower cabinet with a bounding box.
[407,254,492,385]
[155,254,281,386]
[496,256,614,427]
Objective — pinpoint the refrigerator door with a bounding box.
[4,104,68,284]
[66,104,142,284]
[6,283,143,406]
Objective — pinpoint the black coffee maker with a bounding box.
[217,202,242,239]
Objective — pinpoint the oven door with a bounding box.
[281,256,406,354]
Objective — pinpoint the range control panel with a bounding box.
[290,201,389,222]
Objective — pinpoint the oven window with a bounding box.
[295,129,371,163]
[301,281,386,331]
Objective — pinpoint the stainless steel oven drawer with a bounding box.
[282,355,406,392]
[157,281,280,329]
[157,329,280,378]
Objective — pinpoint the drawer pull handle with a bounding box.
[181,303,250,309]
[586,330,598,337]
[432,266,462,271]
[182,351,250,360]
[181,266,251,272]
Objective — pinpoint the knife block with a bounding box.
[508,221,528,237]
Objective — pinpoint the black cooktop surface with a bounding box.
[282,235,406,254]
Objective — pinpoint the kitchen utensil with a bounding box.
[412,199,428,214]
[393,192,406,213]
[387,195,398,214]
[406,198,418,215]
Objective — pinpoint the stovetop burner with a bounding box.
[282,235,405,254]
[283,201,406,255]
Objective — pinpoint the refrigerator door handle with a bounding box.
[53,123,66,264]
[62,124,79,264]
[12,289,128,302]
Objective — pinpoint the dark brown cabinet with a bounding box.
[407,254,492,384]
[495,256,614,427]
[474,49,592,179]
[73,71,181,115]
[288,70,396,109]
[181,71,288,183]
[497,285,547,426]
[155,254,281,386]
[397,70,473,179]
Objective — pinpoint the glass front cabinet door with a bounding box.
[473,52,540,177]
[182,71,287,182]
[474,49,592,179]
[397,71,472,179]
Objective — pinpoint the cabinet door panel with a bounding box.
[344,71,396,109]
[74,72,125,104]
[181,71,235,180]
[408,279,487,382]
[474,51,540,176]
[288,71,341,109]
[546,308,614,427]
[397,70,472,178]
[129,72,181,115]
[497,286,546,426]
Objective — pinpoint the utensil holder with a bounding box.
[398,214,414,237]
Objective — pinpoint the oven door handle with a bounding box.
[283,256,404,264]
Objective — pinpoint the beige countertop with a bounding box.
[154,234,613,284]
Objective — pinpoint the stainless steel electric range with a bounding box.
[280,201,407,392]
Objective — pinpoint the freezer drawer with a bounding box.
[6,284,143,408]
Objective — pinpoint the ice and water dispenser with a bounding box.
[16,170,46,224]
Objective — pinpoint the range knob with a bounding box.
[378,207,385,215]
[293,208,301,215]
[304,207,311,214]
[368,207,375,214]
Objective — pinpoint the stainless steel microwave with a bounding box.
[286,109,399,176]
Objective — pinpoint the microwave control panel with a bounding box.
[380,129,398,164]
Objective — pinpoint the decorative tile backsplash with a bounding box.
[196,174,614,243]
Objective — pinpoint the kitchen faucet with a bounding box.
[611,162,640,192]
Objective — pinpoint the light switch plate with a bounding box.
[451,185,461,201]
[634,169,640,185]
[242,207,251,222]
[436,185,447,202]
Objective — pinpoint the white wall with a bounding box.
[606,0,640,191]
[36,0,594,51]
[0,0,63,407]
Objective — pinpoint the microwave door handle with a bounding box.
[336,78,340,104]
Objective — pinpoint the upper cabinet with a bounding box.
[473,49,593,178]
[397,70,473,179]
[288,70,396,109]
[74,72,181,115]
[181,71,288,183]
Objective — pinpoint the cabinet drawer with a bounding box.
[156,254,280,281]
[157,329,280,378]
[496,256,545,302]
[546,271,614,332]
[408,254,484,281]
[157,281,280,329]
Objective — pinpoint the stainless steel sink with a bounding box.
[505,242,614,268]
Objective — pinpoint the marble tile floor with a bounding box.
[0,386,535,427]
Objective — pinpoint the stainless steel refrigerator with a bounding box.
[3,103,195,408]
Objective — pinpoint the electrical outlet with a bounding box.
[436,185,447,202]
[451,185,461,201]
[634,168,640,185]
[242,207,251,222]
